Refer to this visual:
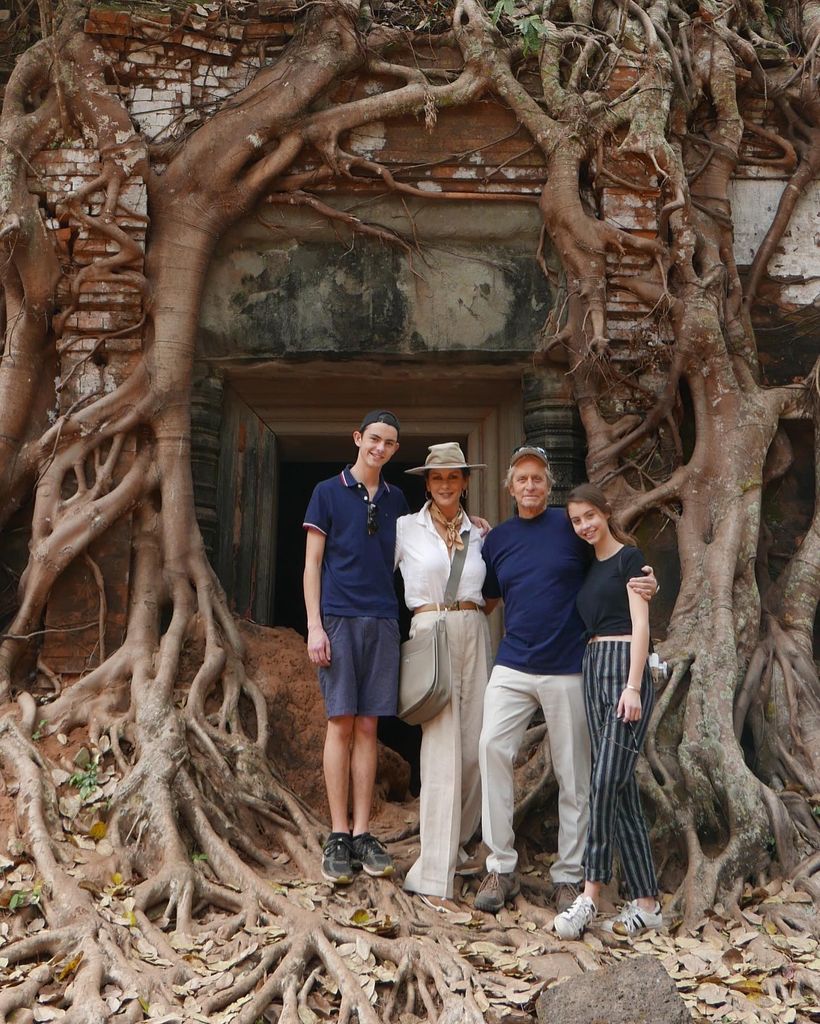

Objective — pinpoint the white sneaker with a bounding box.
[553,894,597,939]
[608,899,662,936]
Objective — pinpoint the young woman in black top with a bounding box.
[553,483,661,939]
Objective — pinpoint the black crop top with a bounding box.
[575,545,646,637]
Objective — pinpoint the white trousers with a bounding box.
[403,610,491,898]
[479,665,590,883]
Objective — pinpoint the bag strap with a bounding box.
[443,529,471,607]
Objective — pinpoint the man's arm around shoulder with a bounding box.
[627,565,658,602]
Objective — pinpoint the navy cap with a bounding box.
[359,410,401,436]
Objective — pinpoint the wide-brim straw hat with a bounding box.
[405,442,486,476]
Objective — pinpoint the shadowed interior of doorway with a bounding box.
[273,458,428,636]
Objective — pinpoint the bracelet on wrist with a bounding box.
[625,684,641,693]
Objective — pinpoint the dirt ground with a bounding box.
[1,623,817,1022]
[238,623,820,1023]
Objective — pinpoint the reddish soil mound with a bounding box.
[239,621,411,822]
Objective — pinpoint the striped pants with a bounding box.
[582,641,658,898]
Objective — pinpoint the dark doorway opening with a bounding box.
[272,456,429,636]
[274,460,339,637]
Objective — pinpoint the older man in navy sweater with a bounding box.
[474,447,655,914]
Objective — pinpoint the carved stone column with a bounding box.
[522,372,586,506]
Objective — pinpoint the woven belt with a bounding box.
[413,601,480,615]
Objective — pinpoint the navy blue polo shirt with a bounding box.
[482,508,590,675]
[304,466,409,619]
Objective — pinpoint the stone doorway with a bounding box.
[194,359,527,629]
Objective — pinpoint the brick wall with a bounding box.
[85,5,295,142]
[30,141,145,673]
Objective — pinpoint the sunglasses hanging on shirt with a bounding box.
[367,502,379,536]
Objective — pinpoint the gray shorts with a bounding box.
[319,615,400,718]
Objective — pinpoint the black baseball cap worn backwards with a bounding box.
[359,410,401,436]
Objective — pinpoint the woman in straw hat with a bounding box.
[395,443,492,912]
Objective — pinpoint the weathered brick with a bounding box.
[151,69,191,83]
[607,288,653,313]
[105,355,143,388]
[609,319,674,342]
[130,98,175,114]
[47,189,89,208]
[41,516,132,673]
[132,10,172,25]
[122,53,192,71]
[130,21,175,42]
[34,148,101,167]
[128,49,158,66]
[178,32,234,55]
[62,361,104,393]
[63,310,139,332]
[77,287,142,307]
[600,187,660,231]
[84,10,132,36]
[72,239,122,263]
[605,251,654,271]
[157,55,193,71]
[104,337,143,353]
[146,87,191,102]
[188,14,244,40]
[57,334,102,353]
[74,280,143,298]
[244,22,296,40]
[602,61,642,99]
[119,182,148,214]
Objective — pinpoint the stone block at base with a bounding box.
[535,954,691,1024]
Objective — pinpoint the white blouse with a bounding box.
[394,503,487,611]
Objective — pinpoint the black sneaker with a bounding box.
[322,833,354,885]
[351,832,394,877]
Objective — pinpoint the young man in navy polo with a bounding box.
[303,411,410,883]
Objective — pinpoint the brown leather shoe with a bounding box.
[474,871,520,913]
[553,881,581,912]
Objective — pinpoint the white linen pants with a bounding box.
[403,610,491,898]
[479,665,590,883]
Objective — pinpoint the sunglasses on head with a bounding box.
[512,444,548,456]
